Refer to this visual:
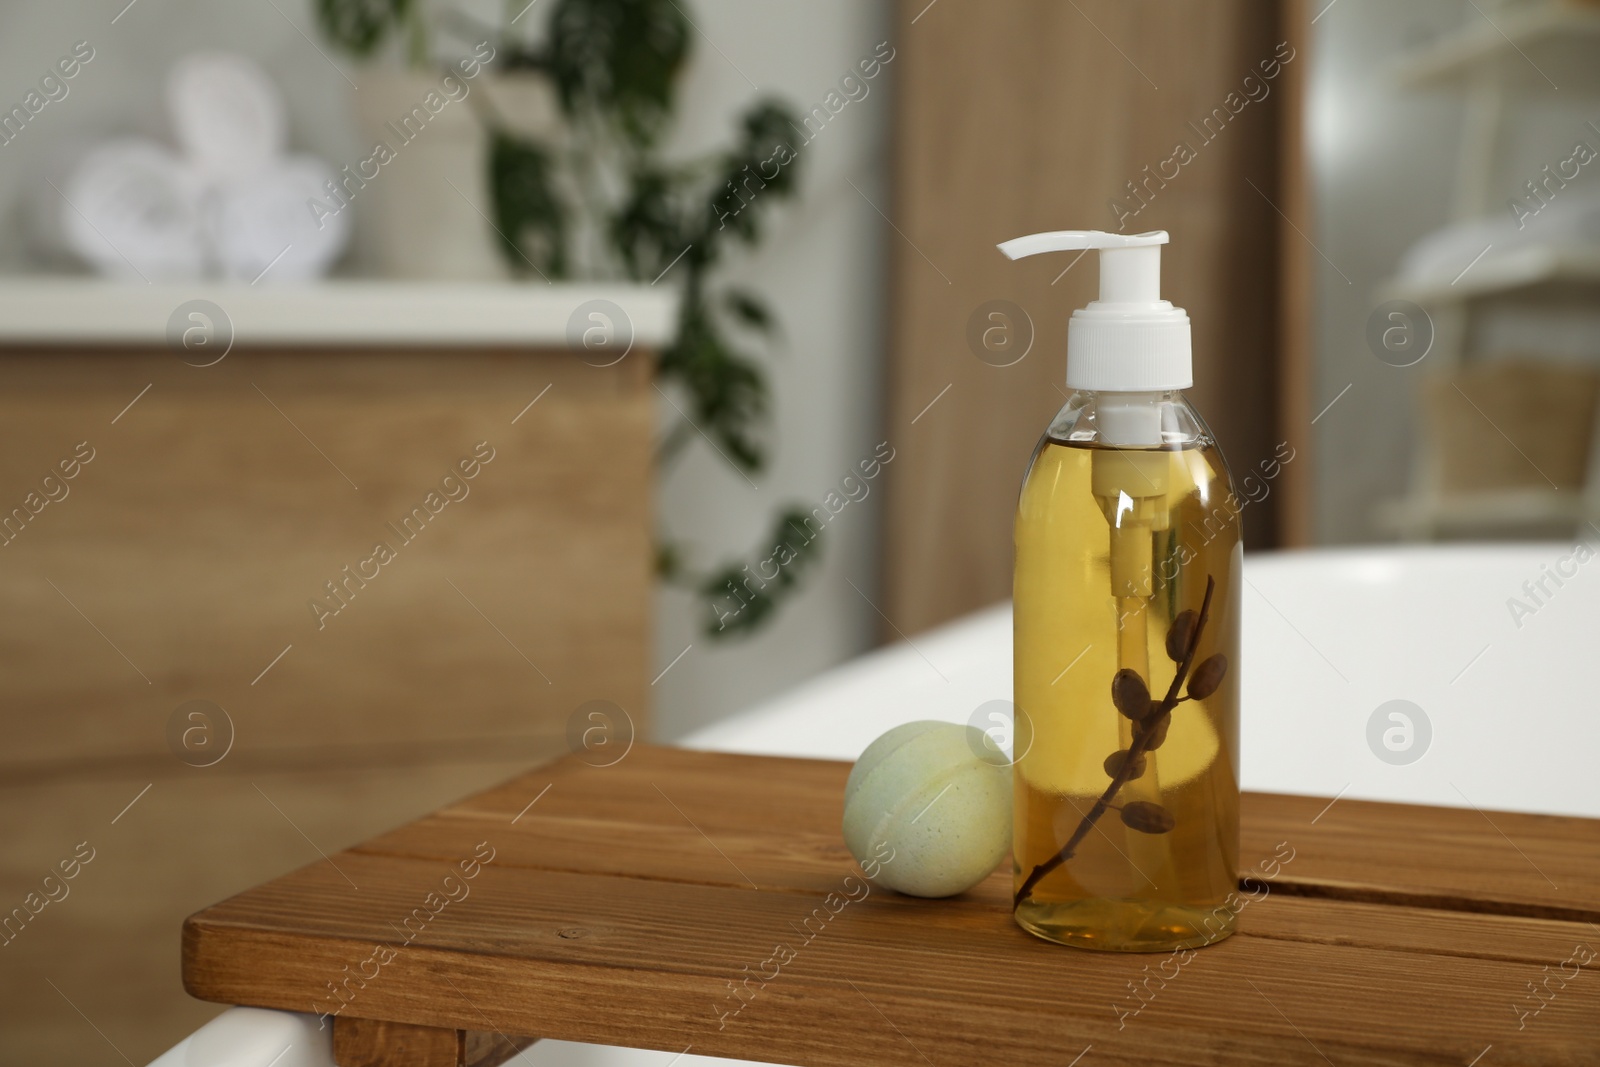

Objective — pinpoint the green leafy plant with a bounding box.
[317,0,819,639]
[318,0,428,64]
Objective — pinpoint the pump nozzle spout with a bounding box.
[996,228,1191,394]
[997,230,1167,305]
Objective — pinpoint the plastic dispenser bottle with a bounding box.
[1002,230,1241,952]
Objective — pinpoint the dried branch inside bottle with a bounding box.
[1103,749,1148,780]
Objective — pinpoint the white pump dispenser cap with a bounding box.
[997,230,1191,393]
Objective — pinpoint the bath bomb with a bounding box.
[842,720,1012,898]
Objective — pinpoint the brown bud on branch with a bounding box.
[1166,610,1197,662]
[1187,654,1229,700]
[1103,749,1147,780]
[1138,715,1170,750]
[1111,669,1149,721]
[1120,800,1176,834]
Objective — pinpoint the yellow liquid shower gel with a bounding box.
[998,230,1241,952]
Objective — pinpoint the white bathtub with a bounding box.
[686,542,1600,819]
[155,544,1600,1067]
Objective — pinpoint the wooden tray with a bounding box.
[183,745,1600,1066]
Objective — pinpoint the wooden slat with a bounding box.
[184,860,1595,1066]
[335,1018,460,1067]
[341,748,1600,920]
[350,747,857,892]
[333,1017,534,1067]
[1242,791,1600,924]
[184,747,1600,1066]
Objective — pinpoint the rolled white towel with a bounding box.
[1398,194,1600,286]
[167,51,287,183]
[59,136,206,281]
[205,155,350,282]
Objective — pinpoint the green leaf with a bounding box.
[722,289,775,335]
[699,506,824,639]
[547,0,689,145]
[611,165,688,279]
[701,99,802,256]
[737,100,804,184]
[315,0,412,56]
[497,42,554,73]
[656,539,687,581]
[488,131,569,278]
[659,297,768,473]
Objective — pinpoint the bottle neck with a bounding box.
[1046,389,1209,452]
[1090,390,1179,448]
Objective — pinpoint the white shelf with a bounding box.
[1382,244,1600,305]
[0,278,680,348]
[1392,3,1600,94]
[1375,486,1596,534]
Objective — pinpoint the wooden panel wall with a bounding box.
[1278,0,1315,547]
[0,346,653,1065]
[883,0,1289,634]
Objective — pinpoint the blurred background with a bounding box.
[0,0,1596,1062]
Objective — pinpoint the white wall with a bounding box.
[648,1,893,739]
[0,0,892,740]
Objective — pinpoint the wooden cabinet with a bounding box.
[0,281,669,1065]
